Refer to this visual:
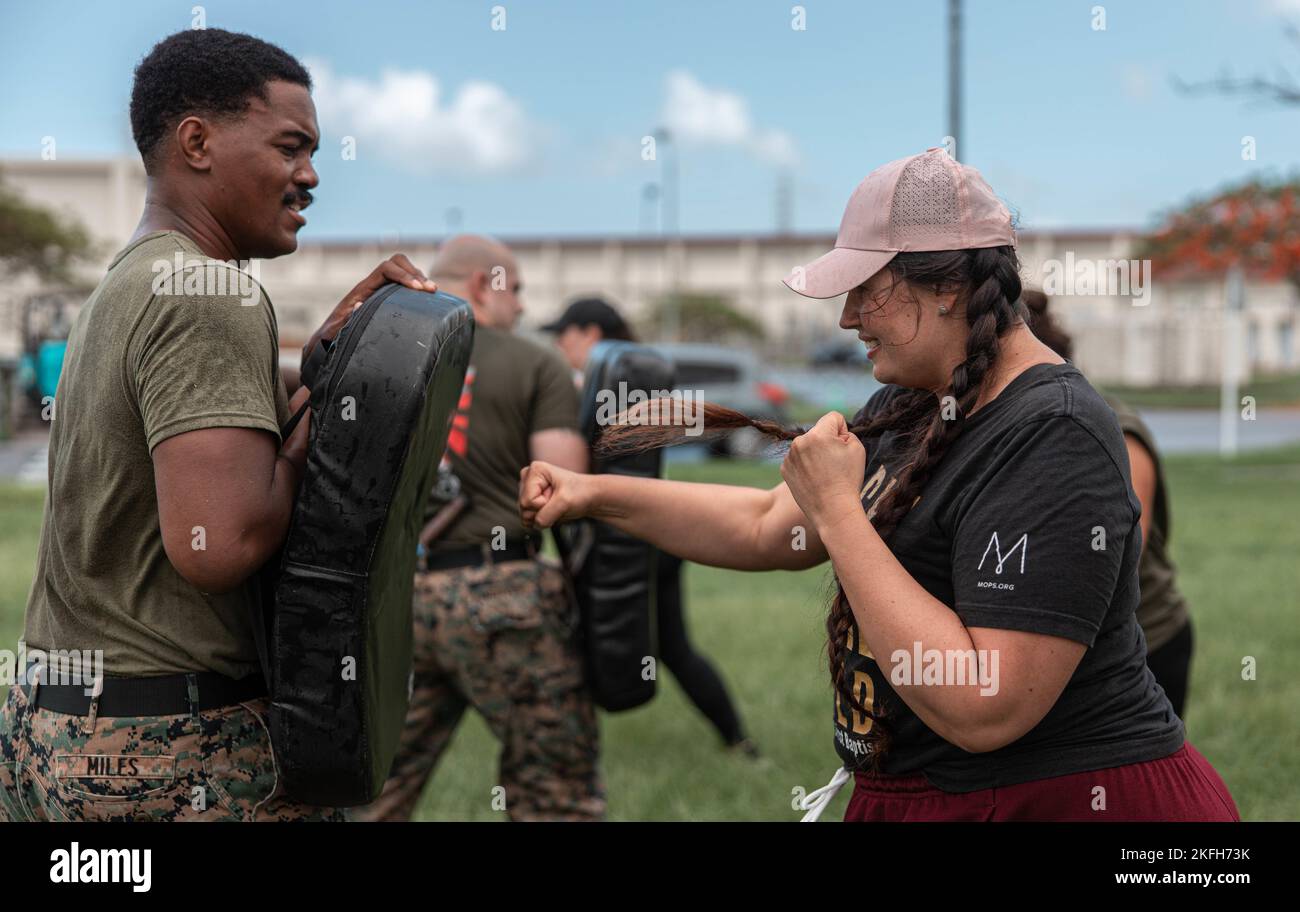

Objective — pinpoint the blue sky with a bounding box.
[2,0,1299,239]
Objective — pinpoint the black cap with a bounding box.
[541,297,631,338]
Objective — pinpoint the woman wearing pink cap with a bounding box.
[518,149,1239,821]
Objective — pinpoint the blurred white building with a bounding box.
[3,156,1297,387]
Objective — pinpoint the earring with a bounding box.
[938,305,950,315]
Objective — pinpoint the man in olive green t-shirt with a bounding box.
[23,230,291,682]
[0,28,439,823]
[354,235,605,822]
[430,320,584,549]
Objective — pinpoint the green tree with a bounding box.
[650,292,766,343]
[0,174,94,282]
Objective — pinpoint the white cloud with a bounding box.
[659,69,799,167]
[307,58,544,176]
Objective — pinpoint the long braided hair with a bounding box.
[594,244,1026,761]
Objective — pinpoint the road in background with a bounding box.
[3,370,1299,479]
[673,367,1300,461]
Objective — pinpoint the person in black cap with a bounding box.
[545,296,758,757]
[543,297,637,384]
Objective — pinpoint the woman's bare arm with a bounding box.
[520,463,828,571]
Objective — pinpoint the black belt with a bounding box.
[421,538,538,573]
[21,668,267,717]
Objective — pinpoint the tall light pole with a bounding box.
[654,127,681,340]
[947,0,962,158]
[775,168,793,235]
[639,182,660,234]
[1220,264,1244,459]
[653,127,678,236]
[444,206,463,236]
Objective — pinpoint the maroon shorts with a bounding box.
[843,743,1239,822]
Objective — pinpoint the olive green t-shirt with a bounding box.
[429,326,579,549]
[23,231,290,679]
[1105,395,1190,652]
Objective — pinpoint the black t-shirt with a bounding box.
[834,362,1184,792]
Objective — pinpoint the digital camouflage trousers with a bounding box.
[0,684,344,822]
[352,558,605,821]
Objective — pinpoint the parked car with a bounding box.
[652,343,791,458]
[809,338,870,368]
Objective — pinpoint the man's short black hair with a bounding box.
[130,28,312,171]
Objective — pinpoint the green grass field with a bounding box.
[1,447,1297,821]
[1098,370,1300,409]
[782,371,1300,418]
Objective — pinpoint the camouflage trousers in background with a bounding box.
[353,557,605,821]
[0,684,344,821]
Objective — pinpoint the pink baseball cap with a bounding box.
[784,148,1016,299]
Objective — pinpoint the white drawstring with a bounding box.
[798,766,851,822]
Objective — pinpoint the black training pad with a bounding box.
[258,284,474,806]
[562,340,675,712]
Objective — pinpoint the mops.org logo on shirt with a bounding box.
[976,531,1028,590]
